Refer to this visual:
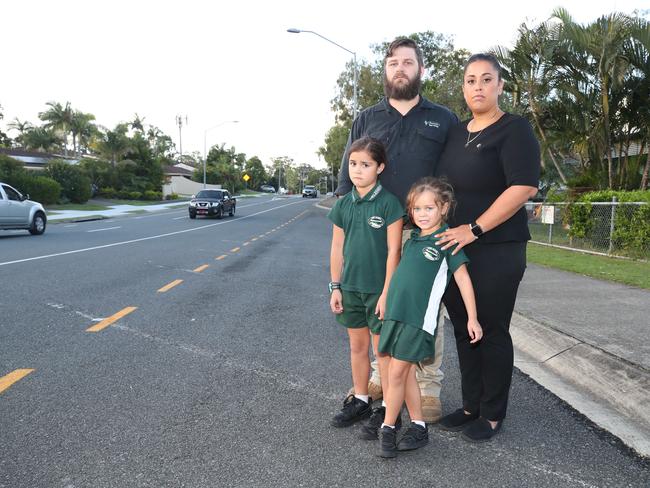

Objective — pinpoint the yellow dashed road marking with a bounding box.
[243,242,250,246]
[230,247,240,253]
[87,306,138,332]
[0,369,35,394]
[157,279,184,293]
[216,255,227,260]
[193,264,209,273]
[251,237,258,241]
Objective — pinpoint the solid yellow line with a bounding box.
[230,247,240,252]
[86,306,137,332]
[193,264,209,273]
[0,369,35,394]
[157,279,183,293]
[216,255,227,260]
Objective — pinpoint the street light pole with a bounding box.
[203,120,239,189]
[287,28,358,119]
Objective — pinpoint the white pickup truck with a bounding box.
[0,182,47,235]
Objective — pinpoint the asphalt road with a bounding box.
[1,195,649,487]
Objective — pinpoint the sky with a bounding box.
[1,0,647,170]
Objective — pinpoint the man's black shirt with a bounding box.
[337,96,459,205]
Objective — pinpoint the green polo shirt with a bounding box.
[328,183,404,294]
[384,226,469,335]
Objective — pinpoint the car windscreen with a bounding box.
[196,190,221,199]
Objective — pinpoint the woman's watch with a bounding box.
[328,282,341,293]
[469,222,484,238]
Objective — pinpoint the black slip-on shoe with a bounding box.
[359,407,402,440]
[438,408,479,432]
[397,423,429,451]
[330,394,372,428]
[461,417,503,443]
[377,426,398,458]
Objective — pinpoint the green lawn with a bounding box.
[527,243,650,290]
[46,203,110,211]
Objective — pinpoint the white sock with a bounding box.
[354,394,369,404]
[382,400,386,408]
[381,423,395,429]
[413,420,426,428]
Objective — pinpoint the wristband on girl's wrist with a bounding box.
[328,282,341,293]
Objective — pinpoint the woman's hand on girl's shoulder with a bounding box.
[435,224,477,255]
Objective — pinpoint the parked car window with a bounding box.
[2,185,21,201]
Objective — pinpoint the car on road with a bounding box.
[188,189,236,219]
[302,185,318,198]
[260,185,276,193]
[0,182,47,235]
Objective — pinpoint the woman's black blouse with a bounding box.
[436,113,540,243]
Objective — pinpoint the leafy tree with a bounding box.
[244,156,267,190]
[22,126,62,152]
[69,110,97,156]
[0,104,11,147]
[317,123,350,186]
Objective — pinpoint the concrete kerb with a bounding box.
[512,312,650,458]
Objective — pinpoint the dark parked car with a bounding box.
[0,182,47,235]
[188,189,236,219]
[302,185,318,198]
[260,185,276,193]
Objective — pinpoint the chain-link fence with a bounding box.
[526,200,650,259]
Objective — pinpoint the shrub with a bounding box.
[143,190,161,200]
[165,193,179,200]
[99,187,116,199]
[128,191,142,200]
[45,160,91,203]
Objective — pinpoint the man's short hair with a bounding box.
[384,37,424,69]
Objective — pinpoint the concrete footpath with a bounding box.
[513,264,650,457]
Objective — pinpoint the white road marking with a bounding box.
[1,200,307,267]
[87,226,121,233]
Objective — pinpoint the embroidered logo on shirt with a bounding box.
[422,247,441,261]
[424,120,440,128]
[368,216,385,229]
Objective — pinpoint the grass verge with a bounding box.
[527,243,650,290]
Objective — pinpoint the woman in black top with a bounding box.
[435,53,540,442]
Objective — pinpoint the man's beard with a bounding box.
[383,71,421,100]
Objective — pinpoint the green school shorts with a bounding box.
[335,290,382,334]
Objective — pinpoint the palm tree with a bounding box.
[22,127,63,152]
[553,8,636,189]
[7,118,33,148]
[69,111,96,156]
[38,101,73,156]
[93,124,131,167]
[493,22,569,184]
[130,113,146,133]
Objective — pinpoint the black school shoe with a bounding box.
[377,426,398,458]
[461,417,503,443]
[397,423,429,451]
[438,408,479,432]
[358,407,402,440]
[330,394,372,428]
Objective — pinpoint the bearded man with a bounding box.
[334,37,458,434]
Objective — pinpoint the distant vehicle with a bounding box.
[188,189,236,219]
[0,182,47,235]
[302,185,318,198]
[278,187,288,195]
[260,185,276,193]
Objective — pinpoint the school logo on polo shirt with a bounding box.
[422,247,440,261]
[368,216,385,229]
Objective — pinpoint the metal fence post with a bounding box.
[608,196,617,254]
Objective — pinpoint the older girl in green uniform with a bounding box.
[328,136,404,428]
[377,177,482,458]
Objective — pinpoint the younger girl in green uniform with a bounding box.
[327,136,404,428]
[377,177,483,458]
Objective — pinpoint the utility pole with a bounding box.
[175,114,188,162]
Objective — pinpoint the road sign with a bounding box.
[242,174,250,182]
